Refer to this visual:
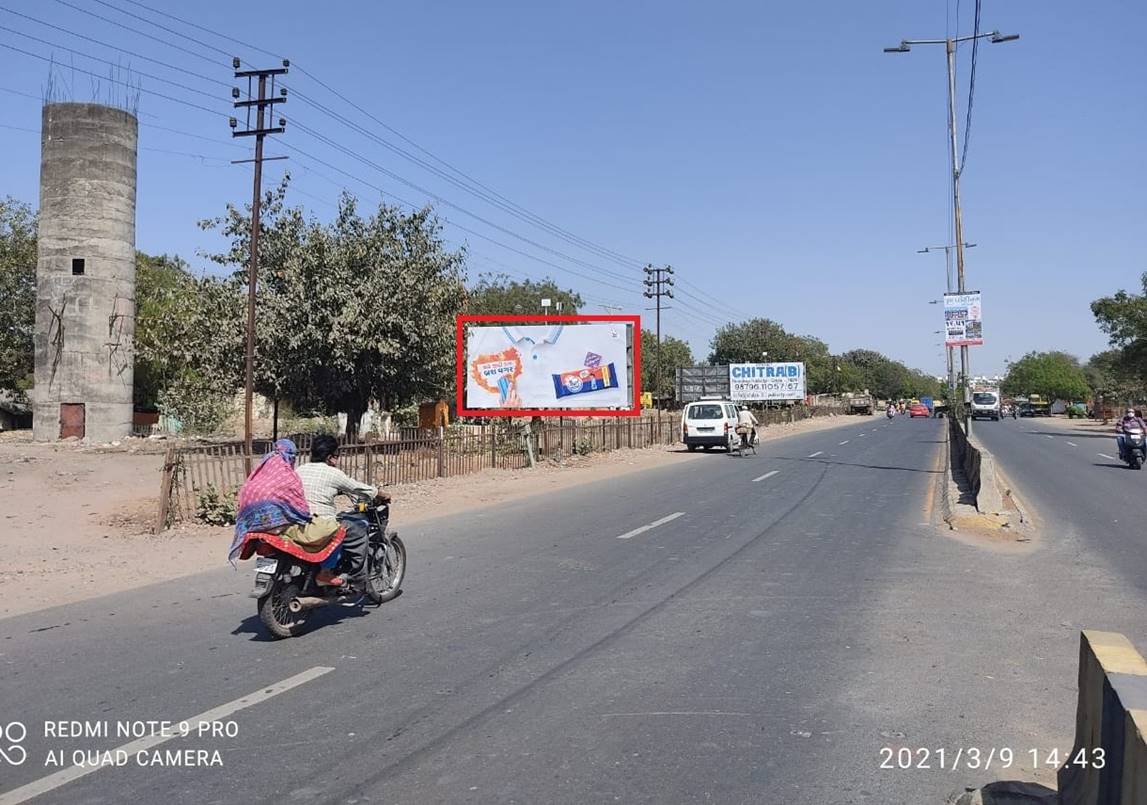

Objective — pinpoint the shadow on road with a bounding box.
[231,601,379,642]
[1093,461,1135,471]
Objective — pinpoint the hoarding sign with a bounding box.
[729,362,806,401]
[944,292,983,347]
[458,316,638,416]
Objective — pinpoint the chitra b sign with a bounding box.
[729,362,806,401]
[944,292,983,347]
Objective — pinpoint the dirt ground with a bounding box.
[0,412,863,619]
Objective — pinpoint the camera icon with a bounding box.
[1,721,28,766]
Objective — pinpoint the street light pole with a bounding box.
[886,29,1019,429]
[919,243,976,397]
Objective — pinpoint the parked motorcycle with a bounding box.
[238,501,407,638]
[1123,427,1146,471]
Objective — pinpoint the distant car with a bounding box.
[908,403,930,418]
[1017,402,1035,418]
[681,398,740,452]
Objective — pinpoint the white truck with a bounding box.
[970,388,1001,421]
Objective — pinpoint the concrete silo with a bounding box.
[33,102,138,442]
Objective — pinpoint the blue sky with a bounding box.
[2,0,1144,376]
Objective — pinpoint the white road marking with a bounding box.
[838,440,850,445]
[808,451,823,458]
[858,433,867,438]
[1098,453,1118,461]
[1046,435,1054,439]
[752,470,780,483]
[616,511,686,540]
[601,711,752,718]
[1067,441,1078,447]
[0,666,335,805]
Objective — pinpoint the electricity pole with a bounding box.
[885,28,1018,427]
[231,58,289,474]
[643,265,674,405]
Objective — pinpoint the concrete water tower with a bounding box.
[32,102,138,442]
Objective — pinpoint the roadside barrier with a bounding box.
[1058,630,1147,804]
[948,417,1004,514]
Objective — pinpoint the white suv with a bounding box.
[681,398,740,451]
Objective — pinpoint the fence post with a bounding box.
[364,443,374,486]
[491,427,498,468]
[437,430,445,478]
[154,445,178,535]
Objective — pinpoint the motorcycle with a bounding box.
[237,501,407,639]
[1123,427,1146,471]
[886,407,896,419]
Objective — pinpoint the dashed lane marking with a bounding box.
[616,512,686,540]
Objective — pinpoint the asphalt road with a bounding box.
[2,415,1146,804]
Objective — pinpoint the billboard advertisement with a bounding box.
[457,315,639,416]
[729,362,806,401]
[944,292,983,347]
[676,365,731,403]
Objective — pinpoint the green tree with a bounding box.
[1091,276,1147,392]
[1084,350,1143,405]
[202,181,468,437]
[1002,351,1090,401]
[466,274,583,316]
[0,198,37,398]
[708,318,833,391]
[640,329,693,398]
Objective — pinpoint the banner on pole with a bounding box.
[944,292,983,347]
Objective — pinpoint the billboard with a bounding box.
[457,315,639,416]
[676,365,730,403]
[944,292,983,347]
[729,362,806,401]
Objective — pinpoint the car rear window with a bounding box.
[973,393,998,405]
[687,404,723,420]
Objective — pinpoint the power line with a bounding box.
[959,0,982,175]
[70,0,651,273]
[0,39,229,118]
[49,0,222,69]
[0,22,227,103]
[0,6,230,89]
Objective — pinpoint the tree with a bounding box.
[1084,350,1143,406]
[466,274,583,316]
[1002,351,1090,401]
[0,198,36,398]
[134,252,197,410]
[708,318,833,391]
[1091,276,1147,392]
[201,180,469,437]
[640,329,693,398]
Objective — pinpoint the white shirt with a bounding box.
[737,409,758,427]
[296,462,376,517]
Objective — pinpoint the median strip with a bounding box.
[0,666,335,805]
[752,470,780,483]
[616,512,686,540]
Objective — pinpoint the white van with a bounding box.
[681,398,740,451]
[970,389,1001,421]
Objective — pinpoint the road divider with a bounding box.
[616,512,685,540]
[948,418,1005,516]
[752,470,779,483]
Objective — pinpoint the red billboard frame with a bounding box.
[455,314,642,418]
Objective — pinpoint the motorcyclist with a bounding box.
[296,434,388,587]
[886,403,896,418]
[737,405,759,446]
[1115,409,1147,461]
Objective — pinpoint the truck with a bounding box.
[970,388,1001,421]
[847,392,874,416]
[1028,394,1052,417]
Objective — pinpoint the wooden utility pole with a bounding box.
[643,265,674,405]
[231,58,288,474]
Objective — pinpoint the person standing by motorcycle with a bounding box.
[297,435,386,587]
[1115,409,1147,461]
